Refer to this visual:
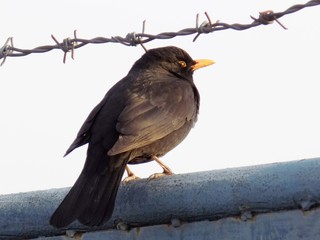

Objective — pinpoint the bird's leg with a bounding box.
[148,155,174,180]
[123,166,140,183]
[153,156,173,174]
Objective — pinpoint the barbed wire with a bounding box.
[1,0,319,65]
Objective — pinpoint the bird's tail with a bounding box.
[50,156,128,228]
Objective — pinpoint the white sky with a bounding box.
[1,0,319,194]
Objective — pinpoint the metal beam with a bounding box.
[0,158,319,239]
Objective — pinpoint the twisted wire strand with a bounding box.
[1,0,319,65]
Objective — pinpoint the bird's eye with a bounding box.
[178,61,187,68]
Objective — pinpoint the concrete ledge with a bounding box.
[1,158,320,239]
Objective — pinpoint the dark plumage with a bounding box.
[50,46,214,228]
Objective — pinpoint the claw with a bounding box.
[123,174,140,183]
[148,171,174,181]
[147,155,174,180]
[123,166,140,184]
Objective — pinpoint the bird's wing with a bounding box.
[108,79,198,155]
[64,96,109,156]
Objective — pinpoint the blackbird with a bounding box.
[50,46,214,228]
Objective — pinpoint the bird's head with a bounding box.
[130,46,215,82]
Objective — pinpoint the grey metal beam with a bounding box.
[35,207,320,240]
[0,158,320,239]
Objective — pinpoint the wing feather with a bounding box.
[108,79,197,155]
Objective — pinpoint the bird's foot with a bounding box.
[123,166,140,184]
[148,155,174,180]
[123,174,140,184]
[147,170,174,181]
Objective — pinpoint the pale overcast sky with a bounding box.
[1,0,320,194]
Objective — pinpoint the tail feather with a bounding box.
[78,161,127,226]
[50,156,128,228]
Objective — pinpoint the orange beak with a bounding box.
[191,59,215,71]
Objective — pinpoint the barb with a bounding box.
[251,11,288,30]
[51,34,76,63]
[123,20,148,52]
[1,0,319,65]
[193,12,220,42]
[139,20,148,52]
[0,38,13,66]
